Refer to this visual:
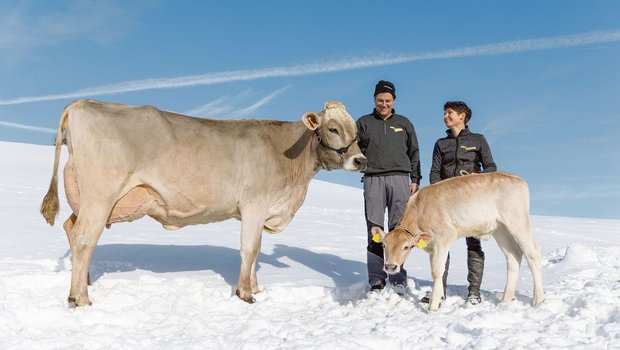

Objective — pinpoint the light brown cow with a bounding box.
[41,99,367,306]
[373,171,544,311]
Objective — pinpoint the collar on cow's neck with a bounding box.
[314,129,356,156]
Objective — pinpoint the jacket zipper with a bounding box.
[453,135,460,178]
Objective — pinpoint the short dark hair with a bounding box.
[444,101,472,124]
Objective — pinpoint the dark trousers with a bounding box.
[363,175,410,287]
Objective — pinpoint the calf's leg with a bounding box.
[429,246,450,311]
[510,230,545,305]
[493,228,522,302]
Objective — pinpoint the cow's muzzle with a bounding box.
[353,155,367,171]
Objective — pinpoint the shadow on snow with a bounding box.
[67,243,367,291]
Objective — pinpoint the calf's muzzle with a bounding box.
[384,263,399,274]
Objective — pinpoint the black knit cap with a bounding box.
[374,80,396,98]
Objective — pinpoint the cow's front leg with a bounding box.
[250,234,262,294]
[429,248,449,311]
[236,209,266,303]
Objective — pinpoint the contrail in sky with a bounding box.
[1,30,619,106]
[0,121,56,133]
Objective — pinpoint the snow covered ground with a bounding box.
[1,140,619,349]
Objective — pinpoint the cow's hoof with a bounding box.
[67,295,91,307]
[235,289,256,304]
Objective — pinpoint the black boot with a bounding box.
[443,253,449,296]
[467,250,485,304]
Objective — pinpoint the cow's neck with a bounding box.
[281,122,323,181]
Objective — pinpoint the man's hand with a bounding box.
[409,183,418,194]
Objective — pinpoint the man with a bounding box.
[356,80,421,294]
[426,100,497,304]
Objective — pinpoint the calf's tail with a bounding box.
[40,107,70,226]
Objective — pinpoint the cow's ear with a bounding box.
[370,227,386,243]
[302,112,321,130]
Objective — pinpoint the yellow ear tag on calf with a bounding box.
[372,233,382,243]
[417,239,427,249]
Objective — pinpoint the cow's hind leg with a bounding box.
[63,213,91,285]
[66,207,109,307]
[236,206,267,303]
[493,227,523,303]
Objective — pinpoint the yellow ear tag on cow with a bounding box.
[417,239,427,249]
[372,233,382,243]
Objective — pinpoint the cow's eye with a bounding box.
[329,128,339,135]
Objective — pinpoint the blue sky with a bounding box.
[1,1,619,219]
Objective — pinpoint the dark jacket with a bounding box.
[356,109,421,185]
[429,127,496,184]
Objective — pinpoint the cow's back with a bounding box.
[413,172,529,235]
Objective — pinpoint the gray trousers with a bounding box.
[363,174,410,287]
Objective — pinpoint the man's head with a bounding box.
[374,80,396,99]
[443,101,472,125]
[374,80,396,119]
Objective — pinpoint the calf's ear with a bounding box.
[370,227,386,243]
[416,232,433,249]
[419,232,433,242]
[302,112,321,130]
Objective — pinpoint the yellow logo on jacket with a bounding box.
[390,126,403,132]
[461,146,477,151]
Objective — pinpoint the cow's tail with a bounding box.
[40,106,70,226]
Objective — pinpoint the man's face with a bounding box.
[374,92,394,119]
[444,108,465,128]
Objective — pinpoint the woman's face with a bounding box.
[444,108,465,128]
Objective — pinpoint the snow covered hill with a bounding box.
[0,141,618,349]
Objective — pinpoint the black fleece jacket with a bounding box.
[356,109,421,185]
[429,127,497,184]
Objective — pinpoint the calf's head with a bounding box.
[371,226,433,274]
[302,101,367,171]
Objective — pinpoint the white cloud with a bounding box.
[1,29,619,106]
[185,87,290,119]
[0,121,55,134]
[185,97,236,117]
[480,112,540,145]
[0,87,290,134]
[0,0,129,51]
[231,86,290,117]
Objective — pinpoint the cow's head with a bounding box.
[302,101,367,171]
[371,226,433,274]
